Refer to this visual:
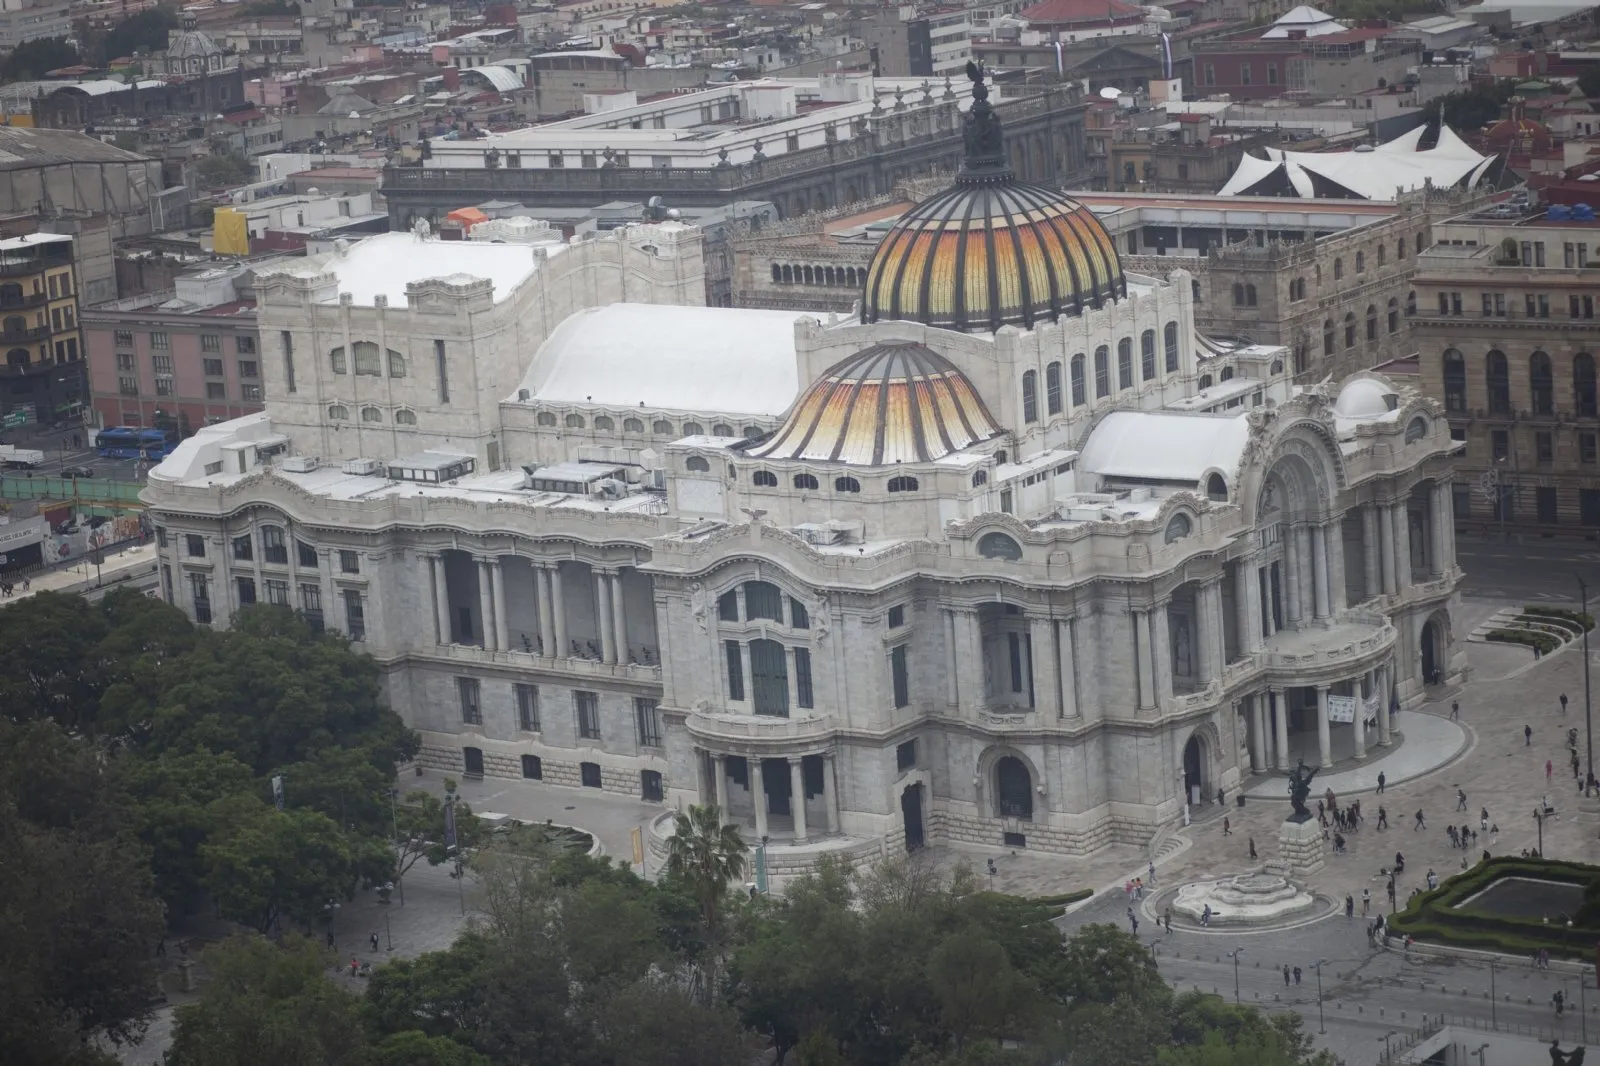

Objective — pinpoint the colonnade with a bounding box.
[1243,659,1395,771]
[703,750,841,842]
[942,607,1080,717]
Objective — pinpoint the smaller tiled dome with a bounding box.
[751,342,1002,466]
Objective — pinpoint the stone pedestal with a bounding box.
[1276,817,1325,879]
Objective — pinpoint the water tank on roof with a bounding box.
[1574,203,1596,222]
[1548,205,1572,221]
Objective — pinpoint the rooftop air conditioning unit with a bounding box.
[280,455,321,473]
[342,457,384,475]
[795,523,843,545]
[592,478,627,499]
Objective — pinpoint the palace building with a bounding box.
[143,71,1463,873]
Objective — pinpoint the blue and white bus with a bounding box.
[95,427,175,460]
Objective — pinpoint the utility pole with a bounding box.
[1314,958,1328,1035]
[1578,574,1594,789]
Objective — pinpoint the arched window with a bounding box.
[1270,359,1283,375]
[743,427,763,439]
[1164,513,1192,542]
[353,341,381,375]
[1245,284,1257,307]
[1070,354,1086,405]
[1334,257,1344,281]
[1198,374,1213,390]
[1344,313,1356,349]
[328,404,348,420]
[361,406,382,422]
[652,419,674,434]
[1164,322,1179,372]
[591,415,613,431]
[1356,251,1365,273]
[1398,238,1407,260]
[781,265,793,283]
[802,266,813,285]
[329,346,347,374]
[1093,345,1110,398]
[1442,349,1466,412]
[1366,304,1378,341]
[753,470,778,487]
[713,423,733,437]
[1577,353,1597,417]
[1486,350,1511,414]
[1192,279,1202,304]
[565,413,586,428]
[1141,330,1156,380]
[1388,298,1399,333]
[995,756,1032,819]
[623,417,644,433]
[395,409,416,425]
[1377,244,1386,267]
[537,411,557,426]
[835,476,861,493]
[793,473,818,489]
[686,456,711,472]
[1045,362,1062,415]
[749,637,789,716]
[887,476,919,493]
[683,422,704,435]
[1531,350,1554,414]
[387,350,406,378]
[977,532,1022,560]
[1205,473,1227,501]
[1021,369,1038,422]
[1232,282,1244,306]
[1323,319,1335,356]
[1404,416,1428,443]
[770,264,780,282]
[1117,338,1133,389]
[1220,366,1234,381]
[971,470,988,487]
[744,581,783,621]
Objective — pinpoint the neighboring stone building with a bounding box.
[0,232,85,424]
[1414,200,1600,535]
[1190,5,1422,102]
[142,79,1462,872]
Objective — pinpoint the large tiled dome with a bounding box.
[750,341,1002,466]
[860,65,1125,333]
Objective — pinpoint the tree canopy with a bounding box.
[0,37,79,82]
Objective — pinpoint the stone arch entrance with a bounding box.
[1420,611,1448,686]
[1182,733,1208,805]
[901,782,924,851]
[995,755,1033,819]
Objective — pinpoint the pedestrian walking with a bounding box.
[1135,877,1144,900]
[1451,700,1460,720]
[1317,799,1325,819]
[1164,908,1172,932]
[1293,966,1302,986]
[1548,759,1554,784]
[1562,693,1570,714]
[1377,771,1386,794]
[1223,816,1231,836]
[326,930,336,949]
[1127,907,1139,934]
[1377,806,1389,830]
[349,956,359,978]
[1414,809,1426,830]
[369,932,379,952]
[1427,868,1438,890]
[1527,724,1534,746]
[1448,824,1459,847]
[1456,787,1467,811]
[1216,786,1226,807]
[1149,861,1156,886]
[1248,836,1258,860]
[1362,888,1371,915]
[1283,964,1291,986]
[1345,894,1355,917]
[1201,904,1212,928]
[1481,807,1490,830]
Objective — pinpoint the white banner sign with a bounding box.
[1326,694,1357,724]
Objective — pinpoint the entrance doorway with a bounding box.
[1420,617,1442,685]
[761,757,791,817]
[463,746,484,777]
[1182,735,1204,805]
[995,756,1033,819]
[901,782,924,851]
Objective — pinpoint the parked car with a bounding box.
[60,466,94,478]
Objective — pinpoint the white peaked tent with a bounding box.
[1218,124,1495,201]
[1260,5,1348,38]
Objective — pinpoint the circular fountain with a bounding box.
[1170,870,1323,927]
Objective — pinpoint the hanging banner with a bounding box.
[1326,695,1357,724]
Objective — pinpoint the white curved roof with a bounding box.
[257,231,560,307]
[1077,410,1250,483]
[1334,377,1393,417]
[1220,124,1491,202]
[466,66,523,93]
[519,304,821,418]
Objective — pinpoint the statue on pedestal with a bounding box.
[1550,1039,1586,1065]
[1286,759,1317,823]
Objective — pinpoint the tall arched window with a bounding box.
[1232,282,1245,306]
[1245,284,1257,306]
[744,581,783,621]
[1442,349,1466,412]
[887,476,919,493]
[1531,350,1554,414]
[1344,313,1356,349]
[1117,338,1133,389]
[1070,354,1086,405]
[1220,366,1234,381]
[1486,349,1510,414]
[1577,353,1598,417]
[1334,258,1344,281]
[1094,345,1110,398]
[1021,370,1038,422]
[1141,330,1156,380]
[1388,298,1399,333]
[1323,319,1335,356]
[1356,251,1365,273]
[835,476,861,493]
[1164,322,1179,372]
[995,756,1032,819]
[352,341,381,375]
[749,638,789,717]
[1045,362,1062,415]
[1398,238,1407,260]
[1377,244,1386,267]
[1366,304,1378,341]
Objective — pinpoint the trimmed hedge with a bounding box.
[1031,888,1094,907]
[1486,628,1562,655]
[1524,605,1596,632]
[1387,856,1600,959]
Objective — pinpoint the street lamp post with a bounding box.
[1489,957,1498,1030]
[1535,807,1545,857]
[1388,869,1397,916]
[1314,957,1328,1035]
[1578,574,1594,789]
[389,787,405,907]
[1228,948,1244,1004]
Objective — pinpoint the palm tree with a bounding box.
[665,803,749,936]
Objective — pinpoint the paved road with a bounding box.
[1457,535,1600,603]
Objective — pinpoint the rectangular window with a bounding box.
[725,640,745,701]
[189,573,210,624]
[1267,62,1278,84]
[297,540,317,568]
[891,644,910,709]
[203,357,224,376]
[458,677,482,725]
[1240,62,1251,85]
[236,576,256,605]
[1583,489,1600,527]
[201,334,220,353]
[635,697,661,747]
[1453,483,1472,520]
[515,683,540,731]
[888,604,905,628]
[281,331,295,393]
[1203,63,1215,86]
[118,376,139,395]
[575,690,601,739]
[1536,431,1554,464]
[1492,429,1509,461]
[789,597,809,629]
[299,583,323,631]
[152,353,173,375]
[434,339,448,403]
[262,526,287,564]
[580,762,602,787]
[150,331,168,350]
[794,647,814,709]
[116,352,135,371]
[232,534,253,560]
[343,588,364,641]
[154,376,174,397]
[1583,433,1597,464]
[339,550,359,574]
[264,579,289,606]
[114,329,133,348]
[641,769,663,802]
[242,384,262,402]
[206,382,226,400]
[896,738,917,772]
[48,274,58,299]
[522,754,542,779]
[185,533,205,558]
[1537,486,1559,525]
[236,335,256,355]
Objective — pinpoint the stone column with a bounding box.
[1030,618,1057,714]
[1197,585,1216,686]
[429,554,451,645]
[713,754,730,821]
[595,571,616,664]
[751,758,768,839]
[943,610,960,707]
[1327,514,1347,613]
[1376,661,1392,746]
[959,610,985,710]
[491,558,509,653]
[1250,693,1267,772]
[536,566,556,657]
[551,565,568,658]
[1311,525,1330,620]
[476,558,495,651]
[1058,618,1079,718]
[611,571,628,664]
[1272,688,1289,771]
[1362,504,1381,601]
[1378,503,1397,596]
[1151,601,1172,707]
[1391,503,1410,591]
[1316,684,1332,769]
[1262,566,1278,637]
[1283,526,1303,625]
[1235,561,1259,654]
[1352,683,1367,760]
[1134,609,1155,710]
[789,758,808,842]
[823,752,840,834]
[1430,483,1450,578]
